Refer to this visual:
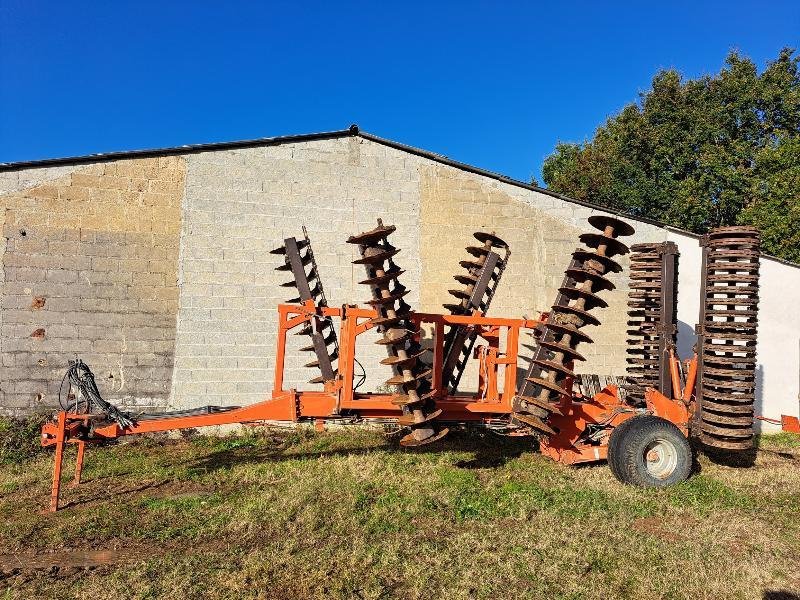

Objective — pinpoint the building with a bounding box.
[1,126,798,429]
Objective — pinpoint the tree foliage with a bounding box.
[542,48,800,262]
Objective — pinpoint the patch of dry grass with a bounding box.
[1,427,799,599]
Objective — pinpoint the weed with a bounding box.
[0,412,50,464]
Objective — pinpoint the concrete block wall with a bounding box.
[0,132,797,429]
[417,163,669,389]
[169,137,423,408]
[0,158,183,415]
[169,138,665,407]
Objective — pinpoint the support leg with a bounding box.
[71,441,86,487]
[48,411,67,513]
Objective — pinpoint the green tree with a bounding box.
[542,48,800,262]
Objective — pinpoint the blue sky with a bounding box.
[1,1,798,182]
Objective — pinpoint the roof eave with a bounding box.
[0,127,359,171]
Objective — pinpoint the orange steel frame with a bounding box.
[41,301,694,512]
[538,349,692,465]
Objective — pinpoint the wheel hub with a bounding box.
[643,438,679,479]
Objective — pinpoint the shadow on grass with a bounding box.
[452,430,530,468]
[62,480,170,510]
[694,433,799,469]
[758,448,798,461]
[186,428,534,476]
[701,449,757,469]
[698,439,758,469]
[763,591,800,600]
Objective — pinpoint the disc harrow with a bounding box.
[513,215,634,435]
[440,231,510,392]
[697,226,761,450]
[271,227,338,384]
[625,242,679,405]
[347,219,448,447]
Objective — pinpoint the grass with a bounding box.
[1,425,799,599]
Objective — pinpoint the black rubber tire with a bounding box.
[607,415,692,487]
[606,413,640,471]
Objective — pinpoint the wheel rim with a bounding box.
[643,438,679,480]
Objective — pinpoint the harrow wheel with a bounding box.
[608,415,692,487]
[347,219,447,447]
[697,226,761,451]
[624,242,679,405]
[512,215,634,435]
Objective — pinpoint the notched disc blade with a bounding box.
[386,369,432,386]
[367,289,410,305]
[448,288,471,300]
[359,269,405,286]
[565,268,615,291]
[558,286,609,310]
[459,259,484,270]
[525,376,569,396]
[551,304,601,327]
[370,311,413,327]
[391,394,423,407]
[588,215,636,237]
[347,223,397,245]
[532,359,575,378]
[454,273,479,285]
[513,413,556,436]
[515,394,563,416]
[400,427,449,447]
[353,246,400,265]
[473,231,508,248]
[537,339,585,362]
[572,250,622,274]
[542,322,594,344]
[579,233,630,256]
[380,350,428,367]
[376,328,414,345]
[466,245,491,257]
[443,302,467,313]
[398,408,443,427]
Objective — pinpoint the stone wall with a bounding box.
[0,158,183,415]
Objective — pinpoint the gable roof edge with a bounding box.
[0,128,357,171]
[356,130,677,232]
[356,131,800,270]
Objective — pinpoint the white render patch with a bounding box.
[752,256,800,429]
